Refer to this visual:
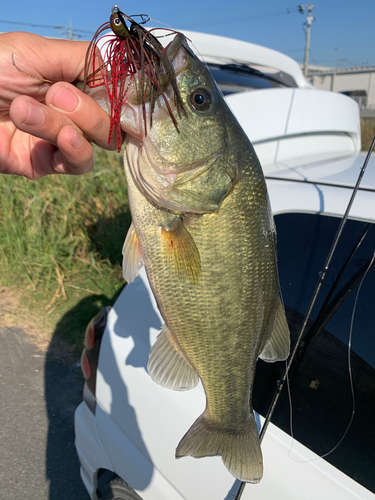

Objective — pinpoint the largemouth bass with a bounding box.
[115,33,290,482]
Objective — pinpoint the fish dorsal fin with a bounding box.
[122,222,143,283]
[147,325,199,391]
[259,297,290,363]
[161,217,201,283]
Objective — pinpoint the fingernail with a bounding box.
[24,103,45,127]
[70,129,83,149]
[52,87,79,112]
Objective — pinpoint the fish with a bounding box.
[90,24,291,482]
[117,33,291,483]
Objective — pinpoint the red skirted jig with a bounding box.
[84,5,186,152]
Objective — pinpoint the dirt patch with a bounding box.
[0,286,27,327]
[0,285,76,359]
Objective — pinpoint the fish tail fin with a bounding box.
[175,412,263,483]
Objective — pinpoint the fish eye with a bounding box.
[190,89,211,111]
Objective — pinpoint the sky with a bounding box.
[0,0,374,68]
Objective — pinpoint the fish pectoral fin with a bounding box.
[161,217,201,283]
[147,325,199,391]
[122,222,143,283]
[259,298,291,363]
[176,412,263,483]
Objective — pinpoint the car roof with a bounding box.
[158,29,311,89]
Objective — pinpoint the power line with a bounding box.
[194,5,303,28]
[285,49,304,54]
[0,18,93,35]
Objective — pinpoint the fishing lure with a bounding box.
[84,5,186,151]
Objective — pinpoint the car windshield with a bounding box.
[253,212,375,493]
[207,63,296,95]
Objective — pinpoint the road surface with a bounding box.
[0,325,89,499]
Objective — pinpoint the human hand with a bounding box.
[0,32,116,179]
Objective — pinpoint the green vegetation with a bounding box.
[0,146,131,350]
[361,117,375,151]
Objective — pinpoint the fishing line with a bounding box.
[287,248,375,463]
[260,134,375,441]
[144,17,188,43]
[132,18,213,70]
[146,18,177,32]
[285,359,294,443]
[234,137,375,500]
[319,248,375,457]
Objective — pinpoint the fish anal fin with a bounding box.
[161,217,201,283]
[176,412,263,483]
[259,297,290,363]
[147,325,199,391]
[122,222,143,283]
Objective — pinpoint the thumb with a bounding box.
[1,32,90,85]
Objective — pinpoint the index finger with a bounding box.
[45,82,119,151]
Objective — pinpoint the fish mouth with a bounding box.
[119,34,190,139]
[127,37,189,107]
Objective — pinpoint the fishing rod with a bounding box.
[234,134,375,500]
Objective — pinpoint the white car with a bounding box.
[75,32,375,500]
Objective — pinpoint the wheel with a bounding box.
[98,472,143,500]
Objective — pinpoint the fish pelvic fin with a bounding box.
[161,217,201,284]
[147,325,199,391]
[176,412,263,483]
[122,222,143,283]
[259,297,290,362]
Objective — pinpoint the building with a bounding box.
[307,65,375,114]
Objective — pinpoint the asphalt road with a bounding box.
[0,326,89,500]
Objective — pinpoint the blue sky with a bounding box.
[1,0,374,68]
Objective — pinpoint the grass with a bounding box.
[361,117,375,151]
[0,146,131,352]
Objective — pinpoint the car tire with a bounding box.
[98,473,142,500]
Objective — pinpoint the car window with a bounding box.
[207,63,291,95]
[252,212,375,493]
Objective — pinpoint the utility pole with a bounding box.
[299,3,315,77]
[68,18,73,40]
[56,17,80,40]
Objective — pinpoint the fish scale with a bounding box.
[118,35,290,482]
[126,143,278,434]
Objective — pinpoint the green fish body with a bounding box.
[119,35,290,483]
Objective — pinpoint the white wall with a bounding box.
[310,69,375,108]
